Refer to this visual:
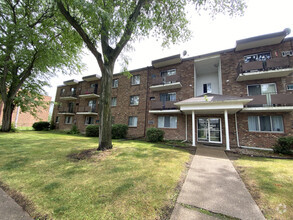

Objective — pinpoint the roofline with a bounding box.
[151,54,181,65]
[175,99,253,106]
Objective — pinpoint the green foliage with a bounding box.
[67,125,80,135]
[86,125,99,137]
[112,124,128,139]
[50,120,56,130]
[32,122,50,131]
[146,128,164,142]
[273,136,293,155]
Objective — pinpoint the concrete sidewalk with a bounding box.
[0,188,32,220]
[171,146,265,220]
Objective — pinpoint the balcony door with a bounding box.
[198,118,222,143]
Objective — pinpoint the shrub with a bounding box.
[32,121,50,131]
[112,124,128,139]
[67,125,80,135]
[146,128,164,142]
[86,125,99,137]
[273,136,293,155]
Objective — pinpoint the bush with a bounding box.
[67,125,80,135]
[86,125,99,137]
[32,121,50,131]
[146,128,164,142]
[273,136,293,155]
[112,124,128,139]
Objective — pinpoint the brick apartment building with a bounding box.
[52,29,293,150]
[0,95,51,127]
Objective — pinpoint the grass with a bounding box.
[0,131,191,219]
[234,157,293,219]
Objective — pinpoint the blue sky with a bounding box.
[46,0,293,100]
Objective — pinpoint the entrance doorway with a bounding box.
[198,118,222,143]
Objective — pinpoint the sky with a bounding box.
[46,0,293,101]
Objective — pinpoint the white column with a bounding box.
[185,114,188,141]
[192,110,196,146]
[224,110,230,150]
[235,113,240,147]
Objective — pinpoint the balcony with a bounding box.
[242,93,293,112]
[79,88,99,99]
[149,101,181,114]
[60,91,78,101]
[57,107,75,115]
[76,106,98,115]
[237,57,293,81]
[150,75,182,91]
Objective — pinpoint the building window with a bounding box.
[85,116,94,125]
[111,97,117,107]
[248,116,284,132]
[160,69,176,77]
[68,102,74,113]
[131,75,140,85]
[160,93,176,102]
[71,87,76,96]
[112,79,118,88]
[244,52,271,63]
[203,83,212,94]
[247,83,276,96]
[128,116,138,127]
[88,100,96,112]
[287,84,293,90]
[158,116,177,128]
[60,88,65,95]
[55,116,59,123]
[130,95,139,105]
[90,83,97,88]
[65,116,73,124]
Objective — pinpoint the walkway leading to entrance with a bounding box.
[171,146,265,220]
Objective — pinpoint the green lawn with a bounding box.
[0,131,191,219]
[234,157,293,219]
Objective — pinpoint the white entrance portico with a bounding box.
[175,94,252,150]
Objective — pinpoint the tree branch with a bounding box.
[56,0,104,71]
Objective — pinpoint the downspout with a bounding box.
[143,66,151,137]
[235,112,240,147]
[181,113,188,143]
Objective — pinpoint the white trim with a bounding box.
[194,64,197,97]
[241,146,273,151]
[185,114,188,141]
[235,113,240,147]
[242,106,293,112]
[224,110,230,151]
[175,99,252,106]
[149,110,181,114]
[197,117,222,144]
[194,55,220,62]
[149,82,182,91]
[192,111,195,146]
[218,59,223,95]
[79,94,100,98]
[76,112,98,115]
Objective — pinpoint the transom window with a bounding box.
[128,116,138,127]
[158,116,177,128]
[248,116,284,132]
[85,116,94,125]
[287,84,293,90]
[65,116,73,124]
[131,75,140,85]
[203,83,212,94]
[160,93,176,102]
[130,95,139,105]
[247,83,276,96]
[112,79,118,88]
[244,52,271,63]
[160,69,176,77]
[111,97,117,107]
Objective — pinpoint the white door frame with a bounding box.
[197,117,222,144]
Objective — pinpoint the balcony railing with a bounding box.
[151,75,180,86]
[244,94,293,107]
[60,91,78,98]
[237,57,291,74]
[77,106,98,113]
[150,101,177,110]
[80,87,98,95]
[58,107,75,114]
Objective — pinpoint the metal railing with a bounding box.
[151,74,180,86]
[77,106,98,113]
[58,107,75,113]
[245,93,293,107]
[80,87,98,95]
[150,101,177,110]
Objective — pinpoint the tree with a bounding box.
[56,0,246,150]
[0,0,83,132]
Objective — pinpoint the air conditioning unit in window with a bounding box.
[281,50,293,57]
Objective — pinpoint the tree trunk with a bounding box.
[1,99,14,132]
[98,63,114,150]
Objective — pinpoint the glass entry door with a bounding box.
[197,118,222,143]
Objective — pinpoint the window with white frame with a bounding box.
[203,83,212,94]
[131,75,140,85]
[247,83,277,96]
[248,116,284,132]
[158,116,177,128]
[160,69,176,77]
[111,97,117,106]
[287,84,293,90]
[130,95,139,105]
[160,93,176,102]
[85,116,94,125]
[112,79,118,88]
[65,116,73,124]
[128,116,138,127]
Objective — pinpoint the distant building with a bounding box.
[0,96,52,127]
[52,29,293,150]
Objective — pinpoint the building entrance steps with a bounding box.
[171,146,265,220]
